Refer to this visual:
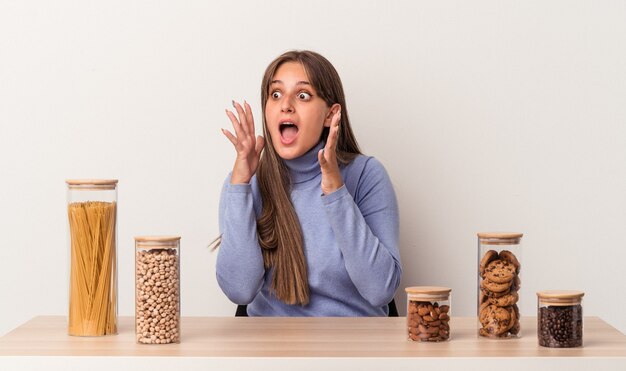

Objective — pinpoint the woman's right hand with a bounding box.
[222,100,265,184]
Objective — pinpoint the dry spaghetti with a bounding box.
[68,201,117,336]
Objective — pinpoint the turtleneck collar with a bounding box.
[283,141,324,185]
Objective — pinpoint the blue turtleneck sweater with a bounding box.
[216,142,401,316]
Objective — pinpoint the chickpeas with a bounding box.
[135,249,179,344]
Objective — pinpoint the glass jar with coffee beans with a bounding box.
[135,236,181,344]
[477,232,523,339]
[537,290,584,348]
[406,286,451,342]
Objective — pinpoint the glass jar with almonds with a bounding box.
[135,236,181,344]
[406,286,451,342]
[477,232,522,339]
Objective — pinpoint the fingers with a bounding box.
[324,111,341,155]
[221,128,238,146]
[226,100,257,138]
[318,148,327,166]
[224,100,262,157]
[322,125,339,162]
[255,135,265,157]
[319,108,343,195]
[232,100,249,136]
[244,101,255,136]
[318,147,343,195]
[331,110,341,150]
[225,108,245,141]
[331,109,341,128]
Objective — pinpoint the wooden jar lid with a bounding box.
[478,232,523,245]
[135,236,181,249]
[66,179,118,190]
[537,290,584,305]
[405,286,451,301]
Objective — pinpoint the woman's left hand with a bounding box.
[318,110,343,195]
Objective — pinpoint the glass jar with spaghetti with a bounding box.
[537,290,584,348]
[135,236,181,344]
[477,232,523,339]
[66,179,118,336]
[406,286,452,342]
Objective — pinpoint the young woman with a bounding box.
[216,50,401,316]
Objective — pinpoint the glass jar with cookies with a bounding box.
[477,232,522,339]
[406,286,452,342]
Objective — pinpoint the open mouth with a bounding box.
[279,122,299,144]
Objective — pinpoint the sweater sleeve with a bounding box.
[321,157,402,307]
[215,175,265,304]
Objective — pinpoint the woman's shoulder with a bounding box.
[342,154,392,197]
[343,154,389,178]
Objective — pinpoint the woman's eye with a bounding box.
[297,92,311,100]
[271,91,282,99]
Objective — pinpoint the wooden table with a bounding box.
[1,316,625,370]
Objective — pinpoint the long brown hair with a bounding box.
[257,50,361,305]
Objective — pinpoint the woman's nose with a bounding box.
[281,97,294,113]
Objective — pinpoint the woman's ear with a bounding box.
[324,103,342,127]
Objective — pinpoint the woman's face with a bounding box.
[265,61,334,160]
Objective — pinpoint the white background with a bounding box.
[1,0,625,337]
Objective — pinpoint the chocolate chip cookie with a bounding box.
[479,250,499,277]
[499,250,521,274]
[481,278,512,293]
[488,291,519,307]
[480,304,512,336]
[478,248,522,338]
[484,259,516,284]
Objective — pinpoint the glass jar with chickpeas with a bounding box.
[135,236,181,344]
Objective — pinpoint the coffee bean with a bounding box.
[538,305,582,348]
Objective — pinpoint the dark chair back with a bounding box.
[235,304,249,317]
[387,298,399,317]
[236,299,399,317]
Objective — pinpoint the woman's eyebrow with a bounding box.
[270,80,311,86]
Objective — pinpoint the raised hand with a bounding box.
[318,109,343,195]
[222,100,265,184]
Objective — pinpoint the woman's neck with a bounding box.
[283,141,324,184]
